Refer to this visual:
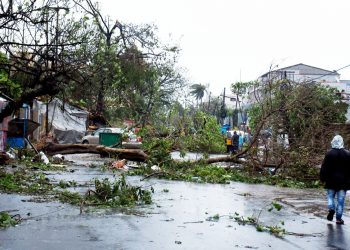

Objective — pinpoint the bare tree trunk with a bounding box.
[96,82,105,113]
[41,143,148,162]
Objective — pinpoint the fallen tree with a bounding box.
[41,143,148,162]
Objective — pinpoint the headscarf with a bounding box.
[331,135,344,149]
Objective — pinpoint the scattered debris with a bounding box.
[234,245,258,249]
[140,171,167,181]
[183,221,204,224]
[52,154,65,164]
[110,159,126,169]
[6,148,17,159]
[206,214,220,222]
[125,163,140,169]
[151,165,160,171]
[233,204,287,238]
[162,218,174,222]
[67,175,153,212]
[58,180,77,188]
[235,192,252,197]
[39,151,49,165]
[0,211,21,228]
[191,176,201,182]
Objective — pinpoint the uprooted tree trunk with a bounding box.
[41,143,148,162]
[205,155,244,164]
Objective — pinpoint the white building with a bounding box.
[260,63,341,84]
[247,63,350,122]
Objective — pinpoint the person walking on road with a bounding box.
[232,131,239,153]
[320,135,350,225]
[238,132,244,150]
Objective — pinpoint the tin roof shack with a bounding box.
[7,118,40,148]
[33,98,88,144]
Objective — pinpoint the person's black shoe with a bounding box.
[336,219,344,225]
[327,209,335,221]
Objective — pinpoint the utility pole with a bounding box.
[43,6,69,136]
[45,9,49,136]
[52,6,68,70]
[220,88,226,125]
[208,91,211,113]
[55,7,59,70]
[222,87,226,106]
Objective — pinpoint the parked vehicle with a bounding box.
[220,124,231,135]
[81,127,124,144]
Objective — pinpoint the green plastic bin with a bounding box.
[99,133,122,148]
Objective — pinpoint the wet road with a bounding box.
[1,154,350,250]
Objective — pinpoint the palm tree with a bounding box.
[190,83,207,108]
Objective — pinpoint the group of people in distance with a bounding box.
[226,130,246,154]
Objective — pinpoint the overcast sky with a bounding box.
[99,0,350,96]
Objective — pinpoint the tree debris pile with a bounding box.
[83,175,152,207]
[239,80,348,178]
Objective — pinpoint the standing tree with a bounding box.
[230,81,255,128]
[70,0,187,126]
[0,0,94,122]
[74,0,123,114]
